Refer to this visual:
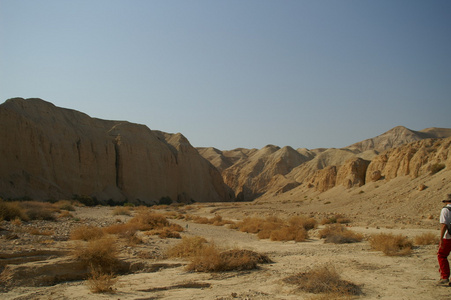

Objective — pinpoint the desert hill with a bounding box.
[199,126,451,201]
[1,97,450,208]
[346,125,451,152]
[0,98,233,204]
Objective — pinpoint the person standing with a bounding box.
[438,194,451,285]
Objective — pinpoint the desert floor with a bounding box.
[1,198,451,300]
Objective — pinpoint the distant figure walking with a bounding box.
[438,194,451,286]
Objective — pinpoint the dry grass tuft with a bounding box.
[112,206,132,216]
[168,237,271,272]
[128,210,170,230]
[187,246,272,272]
[87,267,118,293]
[167,236,208,258]
[321,214,351,225]
[270,226,308,242]
[235,215,316,242]
[53,200,75,211]
[72,237,120,273]
[103,209,181,243]
[284,265,362,296]
[70,225,105,241]
[414,232,439,245]
[0,200,28,221]
[319,224,363,244]
[188,214,235,226]
[20,201,57,221]
[369,233,413,256]
[28,228,54,236]
[58,210,73,218]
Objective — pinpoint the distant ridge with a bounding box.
[199,125,451,201]
[345,126,451,152]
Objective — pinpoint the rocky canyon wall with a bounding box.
[0,98,233,204]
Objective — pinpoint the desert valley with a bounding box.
[1,98,451,299]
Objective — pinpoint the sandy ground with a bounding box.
[1,201,450,300]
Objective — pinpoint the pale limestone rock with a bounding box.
[0,98,233,203]
[336,157,370,189]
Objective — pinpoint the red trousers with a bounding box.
[438,239,451,279]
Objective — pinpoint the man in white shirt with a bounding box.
[438,194,451,285]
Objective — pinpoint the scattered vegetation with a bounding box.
[167,236,272,272]
[70,225,105,241]
[166,236,208,258]
[28,228,54,236]
[103,209,182,244]
[0,199,58,221]
[321,214,351,225]
[72,236,120,273]
[414,232,439,245]
[318,224,364,244]
[53,200,76,211]
[187,214,235,226]
[87,268,118,294]
[112,206,132,216]
[0,200,28,221]
[234,215,317,242]
[369,233,413,256]
[284,265,362,296]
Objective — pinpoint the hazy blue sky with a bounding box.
[1,0,450,150]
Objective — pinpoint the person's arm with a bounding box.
[439,223,447,249]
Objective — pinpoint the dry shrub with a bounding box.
[319,224,363,244]
[129,210,169,230]
[189,214,233,226]
[53,200,75,211]
[104,210,179,243]
[0,200,28,221]
[289,216,317,230]
[58,210,73,218]
[270,226,308,242]
[72,237,120,273]
[87,267,118,293]
[414,232,439,245]
[103,223,142,245]
[167,236,208,258]
[147,228,181,239]
[28,228,54,236]
[237,216,314,242]
[187,246,271,272]
[112,206,131,216]
[369,233,413,256]
[284,265,362,296]
[321,214,351,225]
[20,201,56,221]
[71,225,105,241]
[238,216,283,237]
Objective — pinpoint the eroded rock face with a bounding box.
[366,138,451,182]
[0,98,233,203]
[220,145,313,201]
[309,166,337,192]
[336,158,370,189]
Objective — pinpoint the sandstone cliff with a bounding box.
[0,98,233,203]
[199,126,451,200]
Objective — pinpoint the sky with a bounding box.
[1,0,450,150]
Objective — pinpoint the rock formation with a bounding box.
[0,98,233,204]
[199,126,451,199]
[366,138,451,182]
